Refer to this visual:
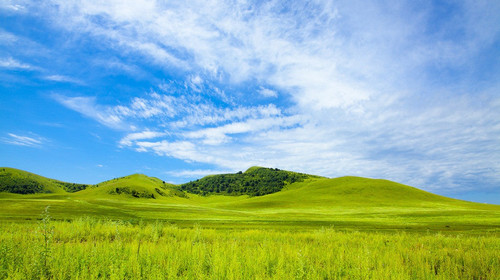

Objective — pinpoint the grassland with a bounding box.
[0,167,499,279]
[0,215,499,279]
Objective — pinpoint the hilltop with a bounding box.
[180,166,318,196]
[79,173,186,199]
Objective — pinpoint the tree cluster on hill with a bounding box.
[180,167,310,196]
[109,187,156,199]
[0,168,49,194]
[0,176,46,194]
[58,182,90,193]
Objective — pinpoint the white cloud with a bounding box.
[165,169,235,178]
[258,87,277,98]
[0,1,27,12]
[2,133,45,147]
[52,94,128,130]
[0,29,19,45]
[43,75,83,84]
[126,41,189,69]
[185,115,303,145]
[188,75,203,92]
[134,140,203,162]
[53,90,287,135]
[119,131,167,147]
[93,58,145,78]
[0,57,35,70]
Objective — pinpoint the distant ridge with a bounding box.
[0,166,496,208]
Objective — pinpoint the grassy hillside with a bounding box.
[0,167,88,194]
[180,166,316,196]
[220,176,456,209]
[79,173,186,199]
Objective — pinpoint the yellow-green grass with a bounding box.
[0,218,498,279]
[1,175,499,232]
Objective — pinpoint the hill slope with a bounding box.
[0,167,89,194]
[78,173,185,199]
[218,176,462,210]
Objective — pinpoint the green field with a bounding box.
[1,167,499,279]
[1,216,499,279]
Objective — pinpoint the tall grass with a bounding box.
[0,218,498,279]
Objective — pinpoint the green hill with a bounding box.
[180,166,317,196]
[0,167,89,194]
[218,176,463,210]
[79,173,185,199]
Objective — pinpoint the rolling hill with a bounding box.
[78,173,186,199]
[0,167,89,194]
[220,176,457,209]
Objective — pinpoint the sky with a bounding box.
[1,0,499,204]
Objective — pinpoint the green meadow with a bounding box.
[1,216,499,280]
[1,167,499,279]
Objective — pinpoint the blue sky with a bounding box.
[1,0,499,203]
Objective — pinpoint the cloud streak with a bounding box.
[0,57,35,70]
[52,95,128,130]
[43,75,84,84]
[119,131,167,147]
[2,133,45,147]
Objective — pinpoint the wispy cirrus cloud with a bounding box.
[51,94,128,130]
[0,1,27,12]
[165,169,235,178]
[1,133,45,147]
[55,86,286,131]
[0,29,20,45]
[119,130,167,147]
[43,75,84,85]
[0,57,36,70]
[184,115,302,145]
[258,87,277,98]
